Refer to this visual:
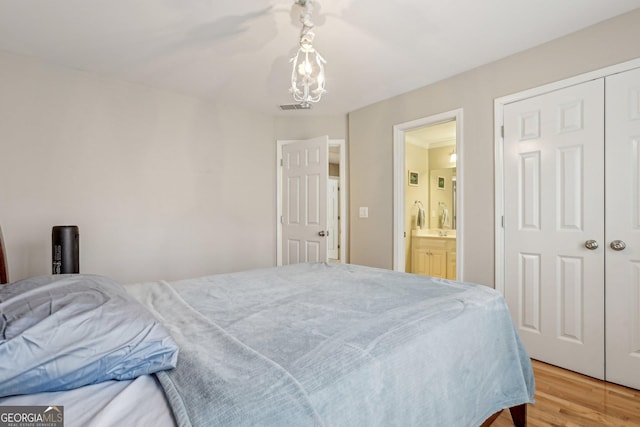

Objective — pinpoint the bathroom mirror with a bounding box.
[429,167,456,229]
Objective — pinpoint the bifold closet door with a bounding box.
[605,67,640,390]
[503,79,606,380]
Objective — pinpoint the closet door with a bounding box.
[605,67,640,389]
[503,79,605,379]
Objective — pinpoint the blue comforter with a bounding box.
[125,263,534,427]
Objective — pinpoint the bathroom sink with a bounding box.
[412,229,456,239]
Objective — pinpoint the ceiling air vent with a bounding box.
[279,103,312,111]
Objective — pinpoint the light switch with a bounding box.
[359,207,369,218]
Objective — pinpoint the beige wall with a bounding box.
[348,9,640,286]
[0,51,349,284]
[275,115,348,141]
[0,51,278,283]
[329,163,340,177]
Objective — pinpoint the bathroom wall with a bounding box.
[429,168,456,229]
[428,146,456,229]
[404,143,429,271]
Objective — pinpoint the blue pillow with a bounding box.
[0,274,179,397]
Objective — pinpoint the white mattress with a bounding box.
[0,374,176,427]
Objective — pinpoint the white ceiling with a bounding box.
[0,1,638,116]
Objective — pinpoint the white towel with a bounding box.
[441,208,449,227]
[417,207,425,229]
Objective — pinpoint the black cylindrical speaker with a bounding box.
[52,225,79,274]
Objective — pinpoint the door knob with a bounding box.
[610,240,626,251]
[584,240,599,250]
[318,230,329,237]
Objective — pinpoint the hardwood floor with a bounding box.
[492,359,640,427]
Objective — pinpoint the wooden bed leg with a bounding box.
[480,404,526,427]
[509,404,527,427]
[479,410,502,427]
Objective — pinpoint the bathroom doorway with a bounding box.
[393,109,463,280]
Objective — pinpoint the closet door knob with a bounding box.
[318,230,329,237]
[584,240,599,250]
[610,240,626,251]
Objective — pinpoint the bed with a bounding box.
[0,229,533,426]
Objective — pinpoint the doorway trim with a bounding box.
[276,138,347,266]
[494,57,640,295]
[393,109,464,279]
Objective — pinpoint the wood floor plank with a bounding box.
[489,360,640,427]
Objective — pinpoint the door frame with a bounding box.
[276,138,347,266]
[327,176,340,260]
[494,57,640,295]
[392,108,464,278]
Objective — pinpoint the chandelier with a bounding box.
[289,0,326,108]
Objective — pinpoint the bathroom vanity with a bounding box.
[411,230,456,280]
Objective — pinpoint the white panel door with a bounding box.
[605,67,640,389]
[282,136,329,264]
[504,79,605,379]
